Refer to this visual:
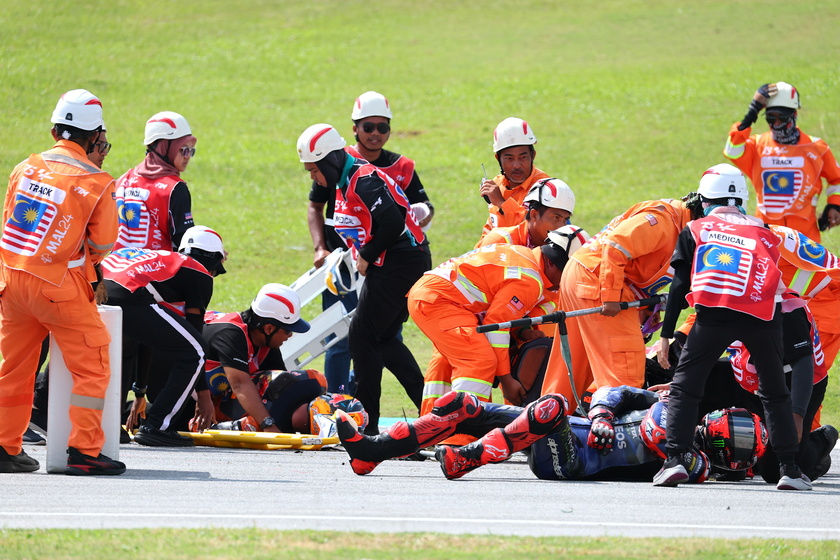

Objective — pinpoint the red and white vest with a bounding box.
[334,162,425,266]
[114,168,180,250]
[102,247,209,294]
[687,214,782,320]
[345,146,415,190]
[203,311,271,378]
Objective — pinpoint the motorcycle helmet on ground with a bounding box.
[697,408,768,471]
[309,393,369,438]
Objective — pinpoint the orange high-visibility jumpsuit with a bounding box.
[408,244,552,415]
[481,167,548,237]
[0,140,117,457]
[476,221,532,249]
[477,220,556,336]
[542,200,691,407]
[724,123,840,242]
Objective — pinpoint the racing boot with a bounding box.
[336,391,483,475]
[436,428,509,480]
[437,393,568,480]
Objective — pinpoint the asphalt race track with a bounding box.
[2,441,838,539]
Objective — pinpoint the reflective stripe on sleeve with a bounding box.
[484,330,510,348]
[724,139,745,159]
[606,240,632,259]
[451,377,493,399]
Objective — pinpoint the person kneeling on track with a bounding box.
[102,226,226,447]
[195,283,311,433]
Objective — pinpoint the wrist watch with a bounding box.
[131,383,147,398]
[259,416,275,429]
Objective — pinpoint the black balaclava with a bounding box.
[767,107,800,145]
[315,149,348,189]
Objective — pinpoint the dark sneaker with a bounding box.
[435,445,483,480]
[807,425,837,481]
[653,453,690,487]
[66,447,125,476]
[23,427,46,445]
[119,426,131,444]
[777,463,812,491]
[811,455,831,481]
[336,412,380,475]
[0,446,40,473]
[133,425,194,447]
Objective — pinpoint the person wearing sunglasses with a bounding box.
[113,111,197,253]
[726,82,840,406]
[479,117,550,239]
[726,82,840,243]
[347,91,434,230]
[24,122,113,446]
[89,123,111,168]
[0,89,124,475]
[307,92,434,395]
[298,123,430,436]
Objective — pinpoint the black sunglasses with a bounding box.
[95,141,111,155]
[361,122,390,134]
[180,146,196,157]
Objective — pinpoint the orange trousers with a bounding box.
[408,276,497,417]
[542,260,646,408]
[0,265,110,456]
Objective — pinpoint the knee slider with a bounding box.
[431,391,482,420]
[527,394,567,436]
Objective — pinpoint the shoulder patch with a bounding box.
[645,213,658,226]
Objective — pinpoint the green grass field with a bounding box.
[2,0,839,553]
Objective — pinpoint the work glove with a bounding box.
[738,83,777,131]
[587,406,616,454]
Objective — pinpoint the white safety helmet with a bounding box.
[179,225,224,255]
[698,164,749,202]
[297,124,346,163]
[251,283,311,333]
[50,89,104,131]
[492,117,537,153]
[351,91,392,121]
[766,81,800,110]
[546,224,590,258]
[179,225,226,274]
[524,178,576,214]
[144,111,192,145]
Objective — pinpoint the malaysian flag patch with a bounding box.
[506,296,525,314]
[1,192,58,255]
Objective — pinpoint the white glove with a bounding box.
[411,202,432,232]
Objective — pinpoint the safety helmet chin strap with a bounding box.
[354,134,382,156]
[261,323,286,348]
[146,139,174,164]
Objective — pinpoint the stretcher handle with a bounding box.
[476,294,667,333]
